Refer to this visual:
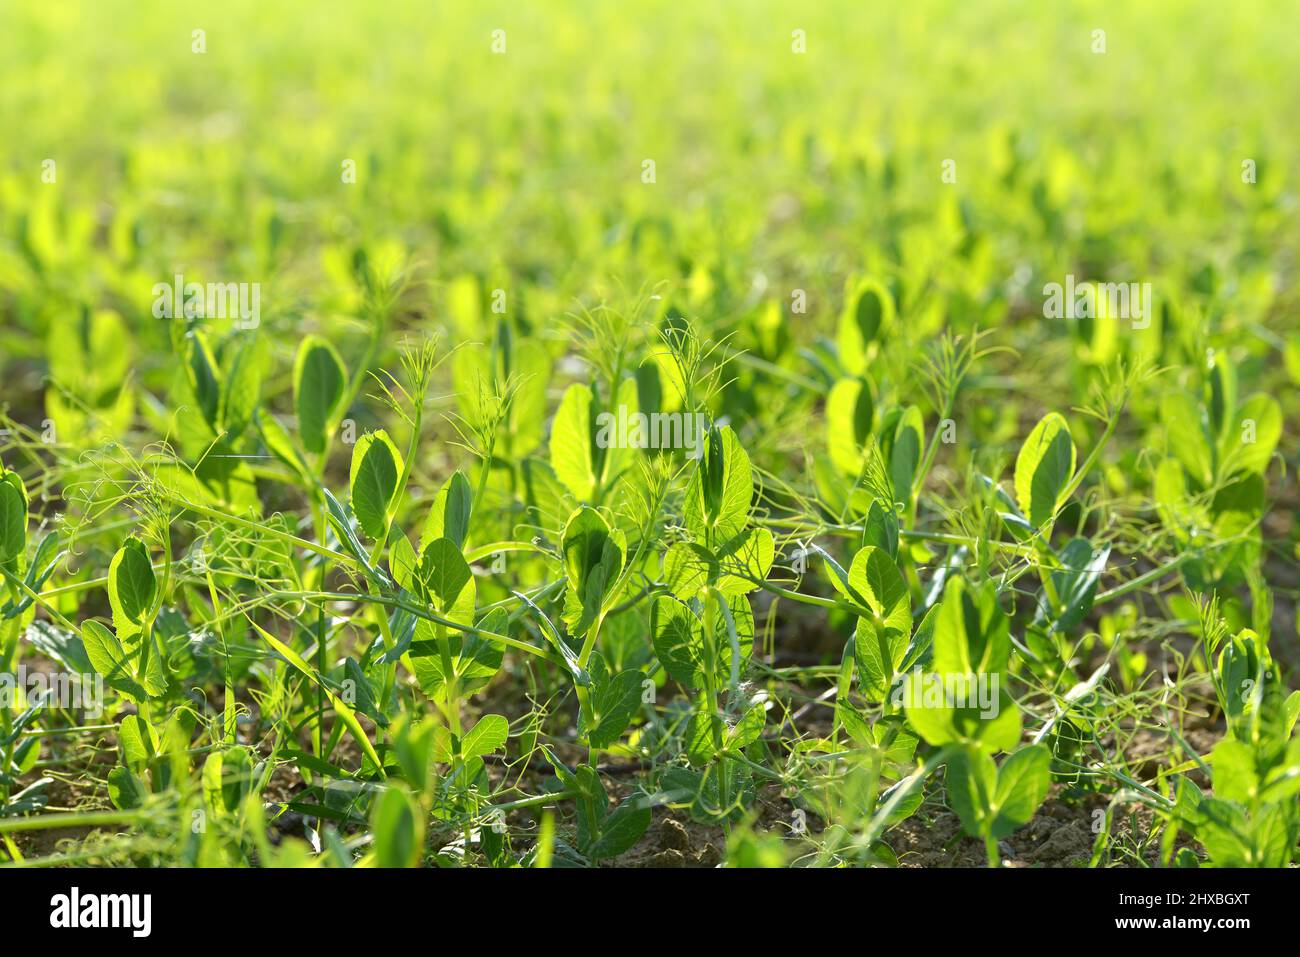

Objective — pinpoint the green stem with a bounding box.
[1059,413,1119,505]
[984,834,1000,868]
[702,589,728,819]
[169,499,360,569]
[0,809,151,834]
[464,540,552,564]
[486,790,575,815]
[314,608,327,760]
[576,612,606,768]
[752,580,843,610]
[1093,553,1191,605]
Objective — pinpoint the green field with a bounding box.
[0,0,1297,869]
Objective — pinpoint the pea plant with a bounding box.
[1,0,1297,873]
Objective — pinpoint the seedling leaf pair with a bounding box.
[846,546,912,699]
[947,744,1052,842]
[561,506,625,637]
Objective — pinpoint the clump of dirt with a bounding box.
[1023,819,1093,865]
[618,813,723,867]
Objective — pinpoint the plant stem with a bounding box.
[1093,553,1191,605]
[984,834,1001,868]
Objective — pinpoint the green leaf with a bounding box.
[349,429,403,540]
[0,470,28,564]
[849,547,912,699]
[258,409,312,482]
[118,714,159,773]
[727,701,767,751]
[107,766,146,810]
[219,337,265,439]
[1041,538,1109,632]
[715,527,774,597]
[550,382,597,500]
[932,577,1010,676]
[1223,393,1280,478]
[414,537,476,624]
[343,656,388,728]
[183,330,222,428]
[592,376,641,486]
[855,616,910,701]
[193,444,263,516]
[1014,412,1076,528]
[1191,799,1254,867]
[578,653,643,749]
[294,336,348,455]
[108,537,155,629]
[989,744,1052,838]
[684,426,753,543]
[651,596,702,687]
[1261,739,1300,803]
[80,619,148,704]
[519,456,567,532]
[903,668,1021,752]
[1285,692,1300,739]
[411,606,503,699]
[1161,393,1213,487]
[389,534,418,591]
[817,544,867,608]
[849,546,911,631]
[461,713,509,759]
[1206,352,1238,439]
[371,786,424,867]
[1209,737,1257,803]
[888,406,925,509]
[420,470,473,551]
[390,716,438,792]
[946,746,996,837]
[452,326,553,461]
[684,709,722,766]
[200,752,225,817]
[661,542,716,602]
[900,601,941,672]
[218,747,255,813]
[836,278,894,375]
[587,796,651,861]
[861,499,899,558]
[651,594,753,690]
[561,506,625,636]
[948,744,1051,840]
[25,621,93,675]
[689,699,767,766]
[826,377,874,474]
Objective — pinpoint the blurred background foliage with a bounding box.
[0,0,1296,539]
